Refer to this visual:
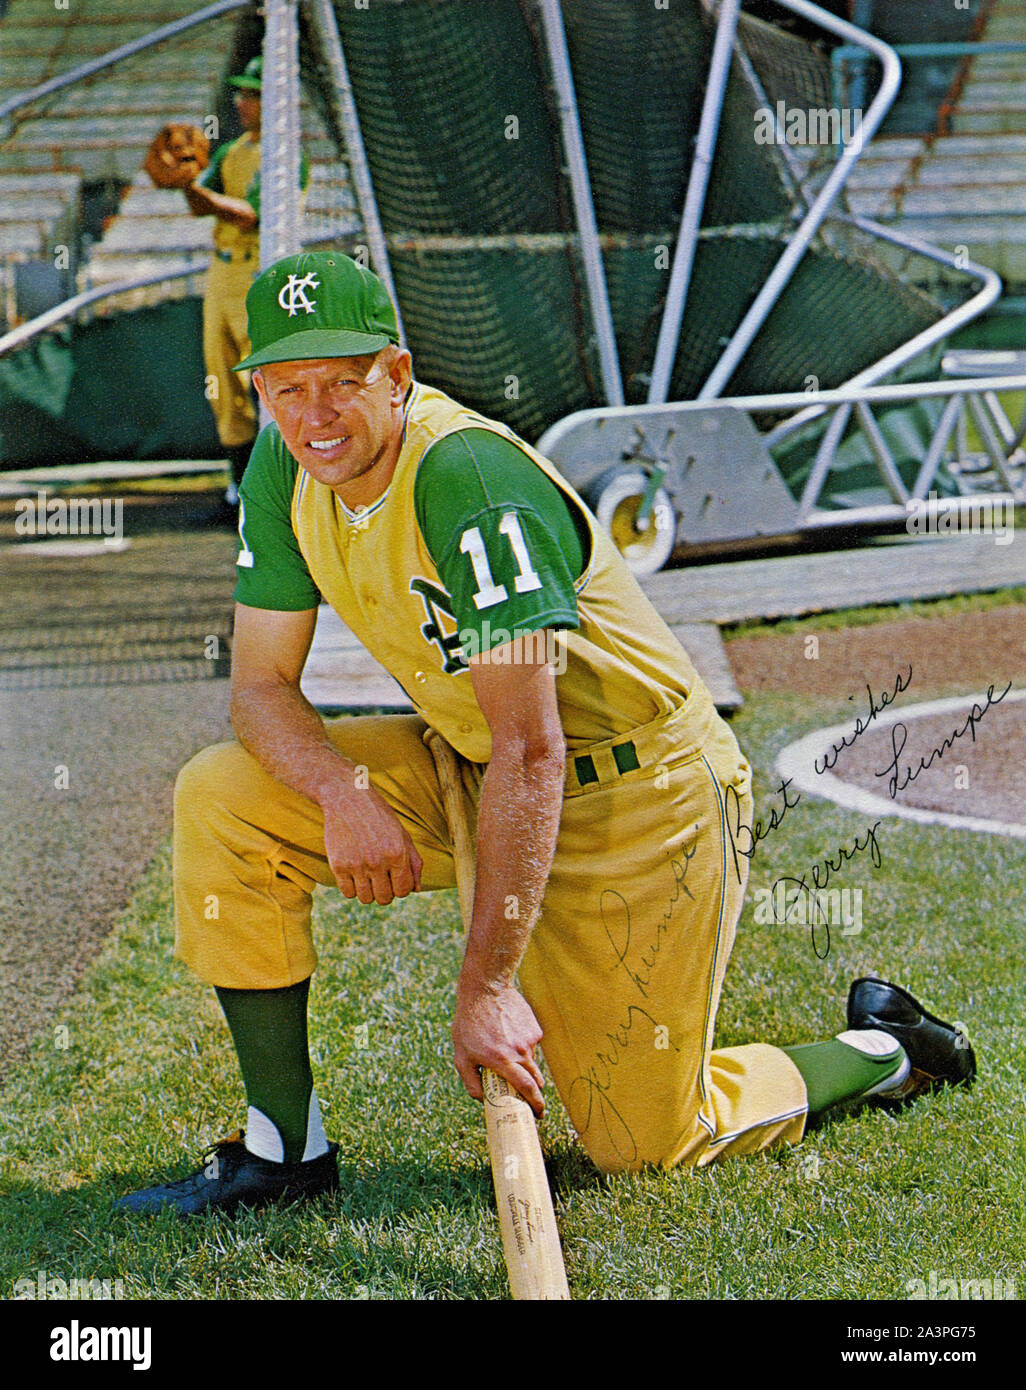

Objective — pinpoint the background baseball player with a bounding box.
[116,252,975,1215]
[182,56,309,513]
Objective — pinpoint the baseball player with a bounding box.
[183,56,309,512]
[116,252,975,1215]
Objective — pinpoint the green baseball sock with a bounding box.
[784,1030,908,1119]
[215,979,327,1164]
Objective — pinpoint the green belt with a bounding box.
[572,739,640,788]
[562,687,716,798]
[214,248,256,264]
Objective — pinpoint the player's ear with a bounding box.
[252,367,269,412]
[386,346,412,404]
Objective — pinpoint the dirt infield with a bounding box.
[778,693,1026,832]
[727,603,1026,831]
[725,604,1026,702]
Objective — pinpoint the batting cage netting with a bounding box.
[281,0,980,442]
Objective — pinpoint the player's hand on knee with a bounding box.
[323,793,423,906]
[452,980,546,1117]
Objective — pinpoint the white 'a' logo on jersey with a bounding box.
[278,273,320,317]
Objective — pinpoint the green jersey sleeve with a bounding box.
[233,428,322,611]
[198,141,229,194]
[413,428,585,659]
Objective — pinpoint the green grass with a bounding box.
[1,691,1023,1301]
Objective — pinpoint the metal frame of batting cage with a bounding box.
[522,0,1019,565]
[646,0,904,406]
[261,0,304,268]
[538,367,1026,530]
[2,0,1018,553]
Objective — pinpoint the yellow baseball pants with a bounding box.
[202,256,259,448]
[173,684,807,1173]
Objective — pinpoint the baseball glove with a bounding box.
[143,123,210,189]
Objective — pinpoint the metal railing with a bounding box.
[0,262,208,359]
[832,39,1026,145]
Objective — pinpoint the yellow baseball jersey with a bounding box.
[201,132,262,258]
[236,382,708,762]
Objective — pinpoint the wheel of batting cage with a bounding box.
[587,466,677,577]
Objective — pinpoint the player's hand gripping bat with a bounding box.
[424,728,570,1301]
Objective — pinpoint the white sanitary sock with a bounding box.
[244,1105,284,1163]
[301,1091,330,1161]
[836,1028,910,1093]
[244,1092,330,1164]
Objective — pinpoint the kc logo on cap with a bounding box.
[278,273,320,317]
[236,251,400,371]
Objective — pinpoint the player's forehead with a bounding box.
[259,354,380,387]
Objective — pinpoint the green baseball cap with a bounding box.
[234,252,401,371]
[229,56,262,90]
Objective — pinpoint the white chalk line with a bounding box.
[775,687,1026,840]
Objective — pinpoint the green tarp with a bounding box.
[0,299,221,467]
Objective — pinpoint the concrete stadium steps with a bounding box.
[0,0,245,321]
[75,41,358,297]
[0,0,238,181]
[839,0,1026,286]
[0,224,52,257]
[0,0,358,302]
[881,218,1026,282]
[1,23,169,57]
[0,171,80,210]
[0,114,218,182]
[93,204,212,257]
[0,53,227,180]
[39,82,216,122]
[0,3,235,102]
[950,103,1026,136]
[897,182,1026,215]
[842,138,925,190]
[1,3,202,29]
[947,40,1026,136]
[847,134,1026,282]
[842,139,924,219]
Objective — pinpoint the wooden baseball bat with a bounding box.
[424,728,570,1301]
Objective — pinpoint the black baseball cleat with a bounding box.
[847,976,976,1104]
[114,1131,339,1216]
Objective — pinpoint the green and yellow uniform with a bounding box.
[174,382,808,1174]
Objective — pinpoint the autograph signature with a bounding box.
[567,834,698,1163]
[600,832,697,1000]
[770,819,882,959]
[876,681,1012,798]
